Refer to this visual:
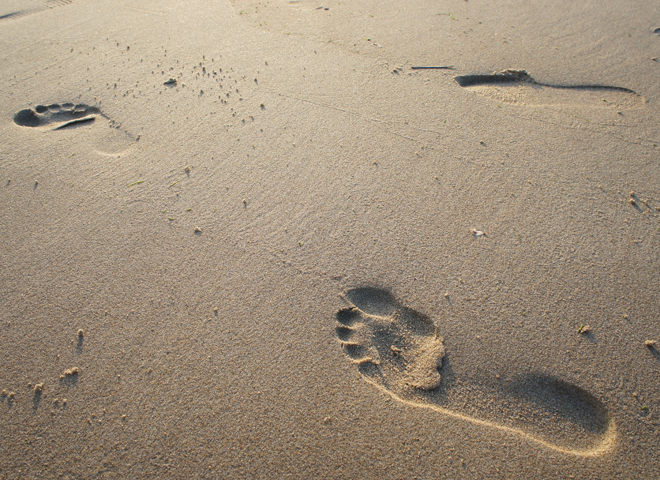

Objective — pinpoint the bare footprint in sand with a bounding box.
[0,0,75,22]
[335,287,616,456]
[455,69,644,110]
[14,103,136,156]
[15,103,101,130]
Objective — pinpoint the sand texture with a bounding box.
[1,0,659,478]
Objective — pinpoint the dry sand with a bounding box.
[1,0,659,478]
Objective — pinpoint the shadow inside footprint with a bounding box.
[503,374,610,437]
[344,287,399,317]
[334,287,615,456]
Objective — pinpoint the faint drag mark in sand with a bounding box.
[0,11,29,20]
[0,0,75,22]
[334,287,616,456]
[455,70,644,109]
[14,103,137,156]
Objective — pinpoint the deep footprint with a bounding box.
[455,69,643,108]
[14,103,102,130]
[334,287,616,456]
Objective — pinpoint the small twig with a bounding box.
[411,66,455,70]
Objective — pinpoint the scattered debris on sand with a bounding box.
[60,367,80,379]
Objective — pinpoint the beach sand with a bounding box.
[1,0,659,478]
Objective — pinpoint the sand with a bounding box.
[0,0,659,478]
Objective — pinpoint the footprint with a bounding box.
[455,69,644,109]
[14,103,101,130]
[334,287,616,456]
[14,103,136,155]
[0,0,75,22]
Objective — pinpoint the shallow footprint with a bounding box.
[14,103,136,155]
[455,69,644,110]
[335,287,616,456]
[0,0,75,22]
